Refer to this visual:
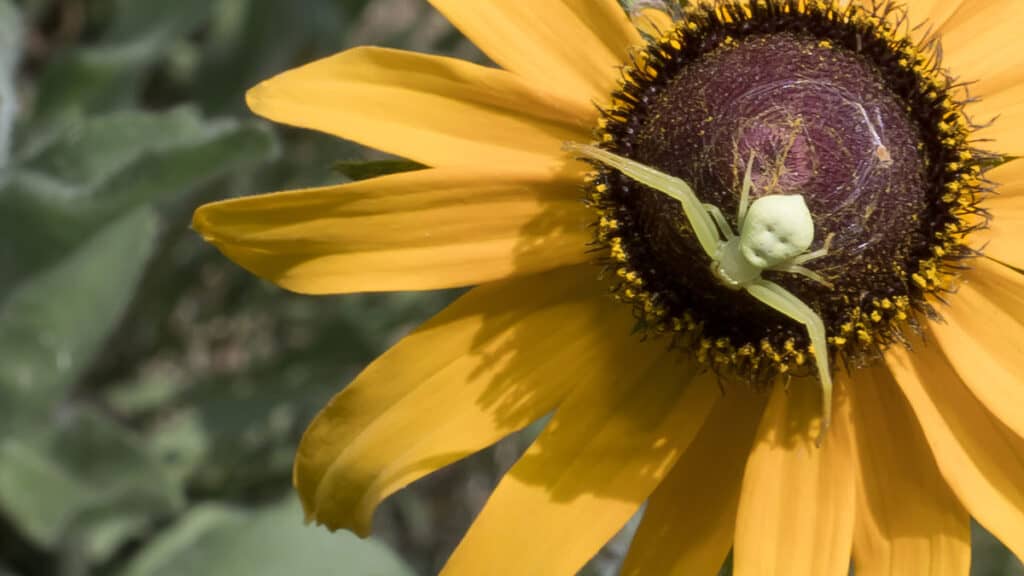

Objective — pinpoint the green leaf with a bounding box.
[120,498,415,576]
[0,440,96,548]
[116,505,243,576]
[51,410,184,513]
[145,409,211,489]
[0,117,276,289]
[971,521,1024,576]
[0,410,186,558]
[74,511,152,566]
[33,42,157,121]
[104,367,182,418]
[81,120,276,221]
[332,159,426,182]
[0,173,93,291]
[155,373,329,496]
[31,0,211,119]
[51,410,186,565]
[193,0,357,114]
[104,0,211,47]
[22,106,210,191]
[0,208,159,435]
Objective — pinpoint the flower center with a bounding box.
[587,1,987,381]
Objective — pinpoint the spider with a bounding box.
[566,143,836,437]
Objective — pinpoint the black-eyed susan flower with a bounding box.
[192,0,1024,573]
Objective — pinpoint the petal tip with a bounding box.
[244,82,273,119]
[190,204,217,242]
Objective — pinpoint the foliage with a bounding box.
[0,0,457,574]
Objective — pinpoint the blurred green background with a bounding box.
[0,0,1021,575]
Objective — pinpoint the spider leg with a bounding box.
[770,263,834,289]
[744,279,833,443]
[737,150,756,225]
[790,233,834,265]
[565,142,723,258]
[703,203,736,240]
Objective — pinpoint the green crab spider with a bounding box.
[565,142,836,437]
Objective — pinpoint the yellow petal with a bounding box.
[631,7,676,38]
[968,86,1024,156]
[246,47,594,176]
[971,160,1024,269]
[620,385,767,576]
[858,0,959,44]
[294,265,623,536]
[940,0,1024,95]
[898,0,964,42]
[734,378,856,576]
[885,334,1024,560]
[929,258,1024,440]
[427,0,640,107]
[441,349,720,575]
[904,0,962,25]
[192,168,591,294]
[850,364,971,576]
[937,1,1024,155]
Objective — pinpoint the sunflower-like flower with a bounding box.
[192,0,1024,573]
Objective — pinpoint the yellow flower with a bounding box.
[192,0,1024,574]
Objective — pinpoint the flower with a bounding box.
[192,0,1024,574]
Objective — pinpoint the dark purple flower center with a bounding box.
[624,33,926,351]
[590,1,985,377]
